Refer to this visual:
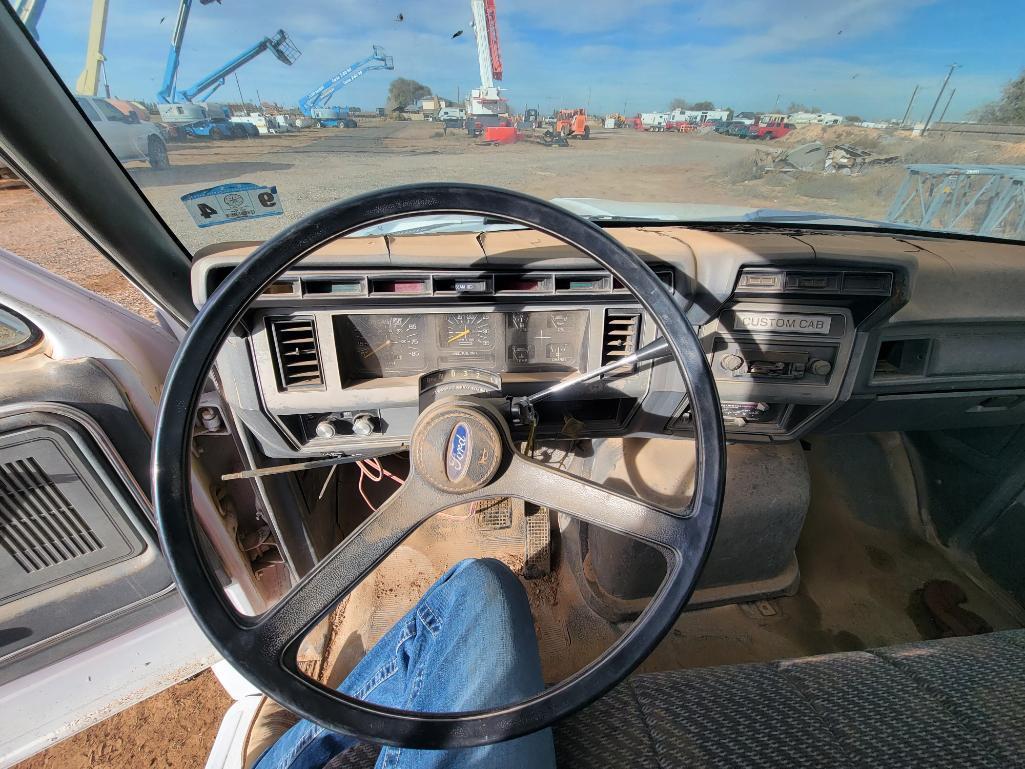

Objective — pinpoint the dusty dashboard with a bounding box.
[192,228,915,459]
[207,267,675,459]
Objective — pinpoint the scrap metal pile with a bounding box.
[760,141,900,175]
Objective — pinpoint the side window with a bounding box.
[76,98,101,123]
[94,100,128,122]
[0,306,40,355]
[0,185,153,321]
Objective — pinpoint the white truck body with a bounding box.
[640,112,669,130]
[670,109,732,124]
[437,107,466,121]
[75,96,165,164]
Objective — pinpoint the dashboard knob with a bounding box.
[720,353,745,372]
[351,413,377,437]
[315,419,338,439]
[810,359,833,377]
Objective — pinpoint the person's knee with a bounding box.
[446,557,523,603]
[436,558,533,631]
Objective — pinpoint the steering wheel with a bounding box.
[152,183,725,749]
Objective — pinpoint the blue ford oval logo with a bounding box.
[446,422,472,482]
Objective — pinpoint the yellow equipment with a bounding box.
[75,0,110,96]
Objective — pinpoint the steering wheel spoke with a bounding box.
[491,452,690,554]
[250,473,457,657]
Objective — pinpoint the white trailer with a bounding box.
[640,112,669,131]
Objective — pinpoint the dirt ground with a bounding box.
[0,186,154,319]
[106,120,1025,260]
[13,671,231,769]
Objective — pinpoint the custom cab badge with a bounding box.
[446,422,472,482]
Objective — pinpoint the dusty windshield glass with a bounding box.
[16,1,1025,253]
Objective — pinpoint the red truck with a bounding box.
[747,113,794,140]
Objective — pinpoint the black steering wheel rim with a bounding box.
[153,183,725,749]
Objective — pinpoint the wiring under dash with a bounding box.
[356,456,405,512]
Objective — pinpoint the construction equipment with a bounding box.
[299,46,394,128]
[554,108,589,139]
[156,0,300,123]
[74,0,110,96]
[466,0,507,128]
[13,0,45,40]
[17,0,112,96]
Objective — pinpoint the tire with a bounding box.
[582,125,590,140]
[147,136,170,169]
[209,127,224,140]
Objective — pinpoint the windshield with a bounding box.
[15,1,1025,252]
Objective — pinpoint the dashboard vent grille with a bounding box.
[601,310,641,374]
[0,457,102,573]
[269,317,324,390]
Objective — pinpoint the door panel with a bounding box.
[0,252,231,765]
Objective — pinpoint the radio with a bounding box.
[713,344,835,383]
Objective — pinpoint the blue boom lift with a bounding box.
[299,46,393,127]
[156,0,299,131]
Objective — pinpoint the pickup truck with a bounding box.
[747,117,794,140]
[74,96,170,168]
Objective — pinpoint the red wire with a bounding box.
[355,457,405,512]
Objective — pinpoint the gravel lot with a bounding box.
[129,121,775,254]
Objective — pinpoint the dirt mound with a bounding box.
[780,124,888,151]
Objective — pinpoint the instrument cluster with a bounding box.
[334,310,589,381]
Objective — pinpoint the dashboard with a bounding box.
[191,225,1025,459]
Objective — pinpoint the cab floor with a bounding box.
[308,433,1024,689]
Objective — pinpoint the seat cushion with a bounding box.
[555,630,1025,769]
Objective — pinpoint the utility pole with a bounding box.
[937,88,957,126]
[234,72,247,113]
[900,85,920,128]
[923,63,959,135]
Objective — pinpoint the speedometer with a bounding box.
[442,313,494,350]
[338,314,426,378]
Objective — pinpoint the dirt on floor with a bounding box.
[13,670,231,769]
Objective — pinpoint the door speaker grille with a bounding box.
[0,457,102,573]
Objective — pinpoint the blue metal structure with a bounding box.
[157,0,299,105]
[887,164,1025,240]
[299,46,393,126]
[14,0,47,40]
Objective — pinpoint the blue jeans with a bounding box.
[254,558,557,769]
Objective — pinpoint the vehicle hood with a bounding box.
[550,198,900,228]
[353,198,905,236]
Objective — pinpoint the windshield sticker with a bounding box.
[181,183,283,228]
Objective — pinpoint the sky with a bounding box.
[14,0,1025,122]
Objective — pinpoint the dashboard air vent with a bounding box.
[601,310,641,375]
[268,317,324,390]
[0,457,102,573]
